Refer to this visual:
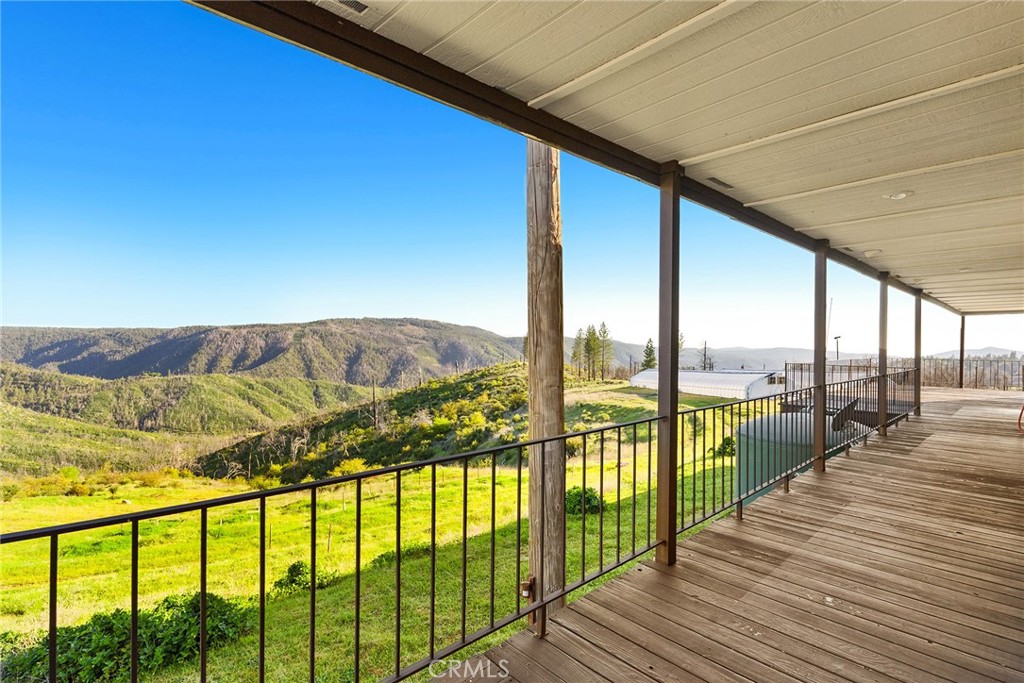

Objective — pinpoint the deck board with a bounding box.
[439,388,1024,682]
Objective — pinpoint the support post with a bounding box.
[526,139,565,635]
[914,295,922,416]
[958,316,966,389]
[656,162,681,565]
[813,241,828,472]
[878,273,889,436]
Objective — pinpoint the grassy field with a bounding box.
[0,402,236,475]
[1,377,757,682]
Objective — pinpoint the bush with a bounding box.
[0,483,19,502]
[1,592,254,683]
[565,486,602,515]
[272,561,340,595]
[708,436,736,459]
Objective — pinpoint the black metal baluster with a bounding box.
[429,465,437,658]
[616,427,622,561]
[131,520,139,683]
[581,433,587,581]
[461,457,468,642]
[647,420,652,547]
[200,509,207,683]
[310,488,317,683]
[515,449,523,614]
[490,456,496,627]
[259,498,266,683]
[632,424,637,555]
[354,480,362,683]
[599,432,605,569]
[49,535,57,683]
[394,473,401,678]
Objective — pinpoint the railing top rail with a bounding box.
[0,413,661,545]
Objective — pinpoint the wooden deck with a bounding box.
[445,388,1024,683]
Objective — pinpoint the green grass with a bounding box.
[1,442,737,682]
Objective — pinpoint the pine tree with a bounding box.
[584,325,600,380]
[641,338,657,370]
[597,323,613,380]
[571,328,585,378]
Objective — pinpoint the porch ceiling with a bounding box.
[199,0,1024,315]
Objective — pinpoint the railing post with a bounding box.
[914,294,922,416]
[878,272,889,435]
[813,241,827,472]
[656,162,680,566]
[958,315,966,389]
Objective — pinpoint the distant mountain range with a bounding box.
[4,319,1017,387]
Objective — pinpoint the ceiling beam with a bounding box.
[678,63,1024,166]
[744,149,1024,208]
[189,0,961,317]
[797,195,1024,233]
[527,0,750,110]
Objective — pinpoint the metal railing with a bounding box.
[787,358,1022,391]
[0,417,659,683]
[0,372,921,682]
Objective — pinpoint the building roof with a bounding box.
[197,1,1024,315]
[632,368,774,392]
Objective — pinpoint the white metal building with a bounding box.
[630,369,786,400]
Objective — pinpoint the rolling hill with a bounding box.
[2,319,652,385]
[1,319,524,385]
[0,363,371,435]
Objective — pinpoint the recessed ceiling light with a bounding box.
[864,249,883,258]
[883,191,914,200]
[958,267,972,273]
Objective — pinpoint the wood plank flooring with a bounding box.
[444,388,1024,683]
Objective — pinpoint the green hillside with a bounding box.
[198,363,531,482]
[0,402,233,475]
[1,319,523,386]
[0,364,371,435]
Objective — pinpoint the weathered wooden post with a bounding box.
[813,241,828,472]
[526,139,565,636]
[656,162,680,564]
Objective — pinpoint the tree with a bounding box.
[598,322,613,380]
[584,325,600,380]
[571,328,585,377]
[641,339,657,370]
[678,333,686,370]
[698,341,715,371]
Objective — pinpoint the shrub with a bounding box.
[565,486,602,515]
[708,436,736,459]
[272,561,340,595]
[0,483,19,502]
[0,592,254,683]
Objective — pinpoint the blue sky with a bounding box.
[2,1,1019,357]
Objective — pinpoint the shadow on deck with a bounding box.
[441,388,1024,682]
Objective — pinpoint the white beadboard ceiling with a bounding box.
[300,0,1023,314]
